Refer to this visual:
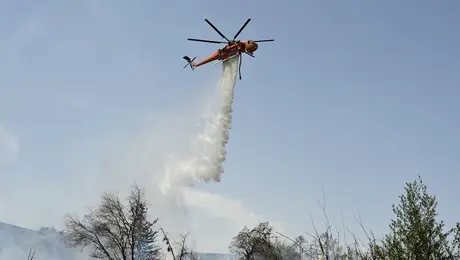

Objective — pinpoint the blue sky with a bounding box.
[1,0,459,254]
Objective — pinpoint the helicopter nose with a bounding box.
[246,42,258,53]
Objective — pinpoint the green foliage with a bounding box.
[450,223,460,258]
[229,175,459,260]
[128,186,161,260]
[58,175,459,260]
[378,175,453,259]
[274,240,302,260]
[229,222,282,260]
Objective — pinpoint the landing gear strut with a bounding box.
[238,52,243,80]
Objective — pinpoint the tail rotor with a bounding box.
[183,56,196,70]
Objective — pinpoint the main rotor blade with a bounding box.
[233,18,251,40]
[244,51,255,58]
[204,19,231,43]
[254,39,275,42]
[187,38,227,44]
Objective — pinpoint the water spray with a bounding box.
[160,56,239,194]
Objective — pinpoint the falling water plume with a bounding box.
[160,56,239,194]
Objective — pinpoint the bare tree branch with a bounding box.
[63,184,161,260]
[160,228,177,260]
[27,248,35,260]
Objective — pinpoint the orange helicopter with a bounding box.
[183,18,274,79]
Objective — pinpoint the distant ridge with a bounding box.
[198,253,236,260]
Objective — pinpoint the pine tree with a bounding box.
[128,186,161,260]
[451,223,460,258]
[380,175,453,259]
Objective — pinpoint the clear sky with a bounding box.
[1,0,459,254]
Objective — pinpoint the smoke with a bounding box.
[159,55,239,194]
[101,55,245,252]
[0,55,265,257]
[0,124,19,165]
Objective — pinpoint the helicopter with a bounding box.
[183,18,274,79]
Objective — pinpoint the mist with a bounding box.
[0,56,253,259]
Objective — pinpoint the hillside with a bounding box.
[0,222,235,260]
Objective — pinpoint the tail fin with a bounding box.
[182,56,196,70]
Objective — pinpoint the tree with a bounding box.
[309,232,347,260]
[159,228,198,260]
[63,184,161,260]
[451,223,460,258]
[378,175,453,259]
[229,221,282,260]
[173,233,198,260]
[271,233,305,260]
[27,248,35,260]
[273,239,302,260]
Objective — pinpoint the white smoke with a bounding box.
[160,55,239,194]
[0,55,266,257]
